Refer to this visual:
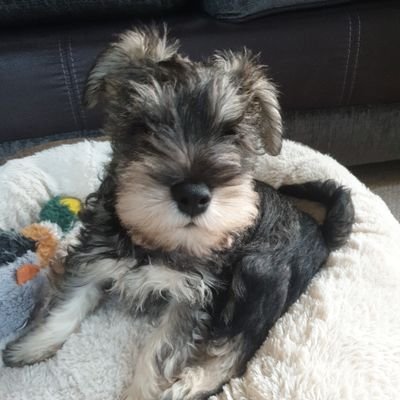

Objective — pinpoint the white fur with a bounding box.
[1,139,400,400]
[124,302,192,400]
[163,338,243,400]
[114,263,218,310]
[117,161,258,257]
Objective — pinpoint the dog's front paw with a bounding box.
[2,341,30,368]
[160,367,218,400]
[2,337,56,367]
[121,383,158,400]
[160,380,191,400]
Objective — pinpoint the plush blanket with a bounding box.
[1,140,399,400]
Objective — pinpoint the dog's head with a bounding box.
[85,26,282,257]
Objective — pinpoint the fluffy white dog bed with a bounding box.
[1,140,399,400]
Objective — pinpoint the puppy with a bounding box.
[3,26,354,400]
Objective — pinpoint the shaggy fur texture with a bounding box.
[2,26,354,400]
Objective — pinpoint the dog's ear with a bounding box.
[213,50,282,156]
[84,25,182,108]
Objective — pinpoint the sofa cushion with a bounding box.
[202,0,351,20]
[0,0,186,26]
[1,1,399,167]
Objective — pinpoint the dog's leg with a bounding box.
[164,253,292,400]
[123,301,203,400]
[2,257,130,367]
[161,337,244,400]
[2,277,102,367]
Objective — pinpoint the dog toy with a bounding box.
[40,196,82,232]
[0,196,82,340]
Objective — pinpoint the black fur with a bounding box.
[210,181,334,370]
[279,180,355,250]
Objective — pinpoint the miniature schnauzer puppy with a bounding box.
[3,26,354,400]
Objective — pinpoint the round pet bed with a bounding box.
[0,140,399,400]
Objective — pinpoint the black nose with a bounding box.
[171,182,211,217]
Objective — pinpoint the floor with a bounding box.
[351,160,400,222]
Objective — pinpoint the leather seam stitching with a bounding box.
[340,14,352,105]
[58,39,79,131]
[347,13,361,105]
[68,38,88,130]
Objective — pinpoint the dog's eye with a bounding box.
[223,128,237,136]
[130,123,148,135]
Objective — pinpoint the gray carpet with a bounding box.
[351,160,400,222]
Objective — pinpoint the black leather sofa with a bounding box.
[1,0,399,166]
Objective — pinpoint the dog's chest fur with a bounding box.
[114,245,232,316]
[110,181,303,323]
